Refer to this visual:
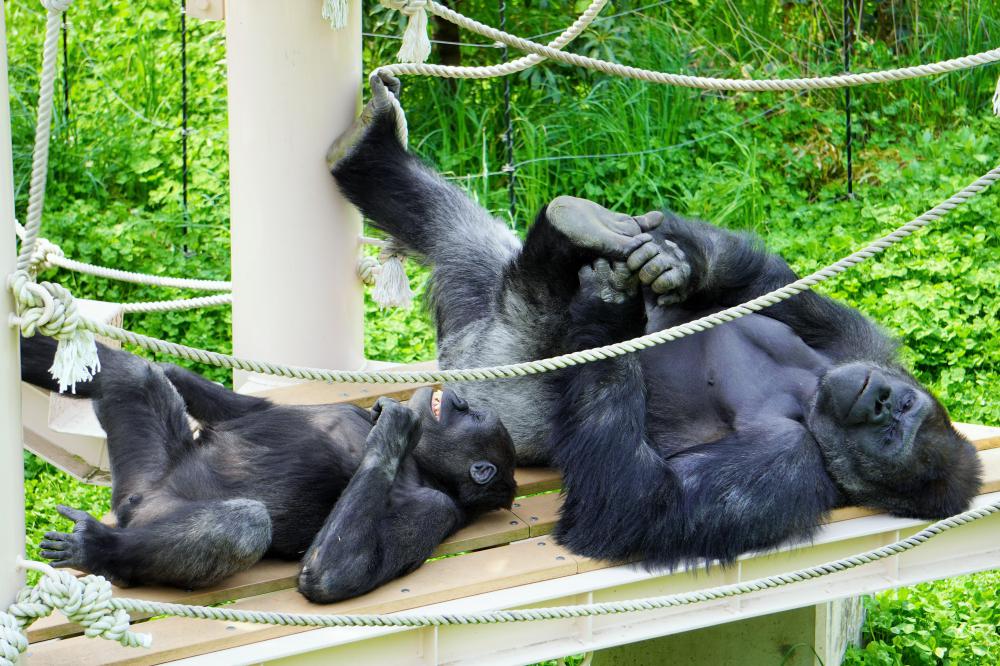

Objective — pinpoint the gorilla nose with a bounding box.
[855,374,893,425]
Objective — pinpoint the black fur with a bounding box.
[330,91,981,568]
[23,338,516,600]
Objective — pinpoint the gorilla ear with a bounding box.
[470,461,497,485]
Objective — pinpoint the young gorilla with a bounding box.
[329,74,982,567]
[21,337,516,602]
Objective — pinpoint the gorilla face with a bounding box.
[407,387,517,514]
[807,362,981,518]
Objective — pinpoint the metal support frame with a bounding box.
[171,492,1000,665]
[1,0,27,610]
[225,0,364,392]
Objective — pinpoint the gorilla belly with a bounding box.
[642,313,829,453]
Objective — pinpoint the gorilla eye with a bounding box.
[469,461,497,485]
[901,394,916,413]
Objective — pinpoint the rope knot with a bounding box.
[9,270,100,393]
[10,570,150,651]
[40,0,72,12]
[0,612,28,666]
[26,236,64,275]
[379,0,431,63]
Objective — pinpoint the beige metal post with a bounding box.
[225,0,364,391]
[0,0,27,608]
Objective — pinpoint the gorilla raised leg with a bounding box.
[158,362,269,426]
[330,75,656,463]
[30,340,271,588]
[298,398,463,603]
[551,260,842,566]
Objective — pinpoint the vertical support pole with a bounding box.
[225,0,364,391]
[0,0,27,607]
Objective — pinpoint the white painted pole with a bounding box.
[0,0,27,608]
[225,0,365,391]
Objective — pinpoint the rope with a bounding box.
[120,293,232,314]
[376,0,1000,95]
[13,163,994,384]
[15,1,69,273]
[2,497,995,647]
[42,254,231,291]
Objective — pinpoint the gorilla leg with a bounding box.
[159,362,270,426]
[299,398,462,603]
[41,499,270,589]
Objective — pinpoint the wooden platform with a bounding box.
[21,419,1000,665]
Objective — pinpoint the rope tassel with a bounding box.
[372,252,414,309]
[380,0,431,63]
[322,0,349,29]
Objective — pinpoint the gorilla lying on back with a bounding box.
[21,336,516,602]
[329,74,981,567]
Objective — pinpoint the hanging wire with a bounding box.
[60,9,69,123]
[499,0,516,222]
[843,0,855,198]
[180,0,191,253]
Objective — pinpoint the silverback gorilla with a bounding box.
[21,336,516,601]
[329,73,981,567]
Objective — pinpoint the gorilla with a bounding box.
[328,73,982,567]
[21,336,516,602]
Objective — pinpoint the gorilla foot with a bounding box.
[326,71,402,169]
[547,196,663,260]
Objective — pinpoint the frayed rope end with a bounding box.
[50,330,100,394]
[322,0,349,30]
[372,254,414,309]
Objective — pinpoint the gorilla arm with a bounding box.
[648,213,897,364]
[297,398,463,604]
[550,263,841,566]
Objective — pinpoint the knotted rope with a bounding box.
[1,566,149,665]
[8,270,99,392]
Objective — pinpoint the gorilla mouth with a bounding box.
[431,389,443,420]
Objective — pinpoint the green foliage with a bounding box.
[844,572,1000,665]
[5,0,1000,658]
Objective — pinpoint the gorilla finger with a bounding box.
[626,242,661,272]
[40,538,69,551]
[651,270,685,295]
[56,505,91,523]
[48,559,75,568]
[637,255,673,285]
[41,550,68,560]
[381,73,402,98]
[634,211,664,232]
[657,293,684,307]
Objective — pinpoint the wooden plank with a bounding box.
[514,467,562,496]
[511,492,562,538]
[26,537,579,666]
[26,508,528,643]
[957,422,1000,451]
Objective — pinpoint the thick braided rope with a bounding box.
[378,0,608,147]
[2,567,150,660]
[12,498,995,631]
[120,293,233,314]
[14,1,70,272]
[378,0,1000,91]
[15,222,232,292]
[44,255,231,291]
[37,163,996,384]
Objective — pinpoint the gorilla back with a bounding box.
[21,336,516,601]
[330,77,980,569]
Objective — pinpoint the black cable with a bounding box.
[843,0,854,198]
[61,10,69,122]
[180,0,190,252]
[499,0,516,222]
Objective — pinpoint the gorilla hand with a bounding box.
[578,258,638,305]
[626,234,691,306]
[368,396,423,463]
[326,71,402,168]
